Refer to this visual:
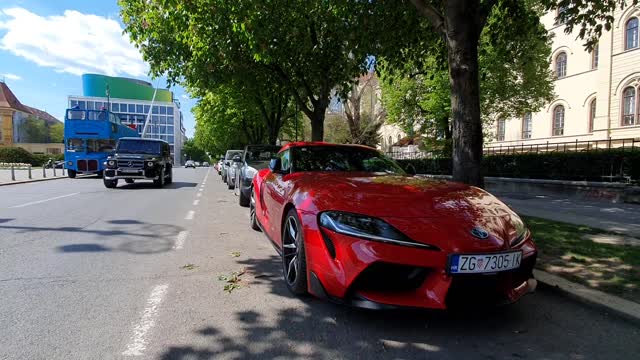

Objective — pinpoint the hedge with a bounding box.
[0,147,64,166]
[396,149,640,183]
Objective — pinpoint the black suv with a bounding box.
[103,137,173,188]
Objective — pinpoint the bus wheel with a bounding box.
[104,178,118,189]
[68,170,77,179]
[96,171,104,178]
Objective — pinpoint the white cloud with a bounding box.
[181,94,189,100]
[0,7,148,77]
[1,73,21,80]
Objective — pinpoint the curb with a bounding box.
[0,175,71,186]
[534,269,640,325]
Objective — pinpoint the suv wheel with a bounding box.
[154,168,165,188]
[165,167,173,184]
[104,178,118,189]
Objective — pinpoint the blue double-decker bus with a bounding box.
[64,108,139,178]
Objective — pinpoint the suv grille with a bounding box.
[117,159,145,169]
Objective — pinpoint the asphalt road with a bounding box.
[0,168,638,360]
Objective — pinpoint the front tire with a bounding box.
[238,184,250,207]
[227,174,235,190]
[68,169,77,179]
[104,178,118,188]
[153,168,165,188]
[165,167,173,184]
[249,187,261,232]
[282,209,308,296]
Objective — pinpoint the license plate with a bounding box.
[449,251,522,274]
[120,169,140,173]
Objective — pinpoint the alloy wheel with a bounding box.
[283,216,299,285]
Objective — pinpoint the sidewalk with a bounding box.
[0,168,67,184]
[497,192,640,239]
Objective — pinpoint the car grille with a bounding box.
[88,160,98,171]
[77,160,87,171]
[117,159,145,169]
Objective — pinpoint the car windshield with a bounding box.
[245,147,281,164]
[225,151,243,160]
[292,146,405,174]
[117,140,161,155]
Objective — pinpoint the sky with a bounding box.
[0,0,196,137]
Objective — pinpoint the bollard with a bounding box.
[11,164,15,181]
[42,166,46,178]
[53,166,57,177]
[28,165,32,179]
[62,166,65,176]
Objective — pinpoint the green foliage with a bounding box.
[0,147,34,165]
[543,0,640,50]
[49,123,64,143]
[182,138,208,163]
[19,116,49,143]
[31,153,63,167]
[119,0,376,140]
[397,150,640,182]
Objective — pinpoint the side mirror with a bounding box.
[269,158,282,173]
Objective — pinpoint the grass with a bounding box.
[524,216,640,304]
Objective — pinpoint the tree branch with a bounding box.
[409,0,446,36]
[477,0,498,33]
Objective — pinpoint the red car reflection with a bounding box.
[250,142,537,309]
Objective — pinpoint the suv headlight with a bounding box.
[319,211,438,250]
[107,160,116,167]
[147,161,154,167]
[510,215,530,247]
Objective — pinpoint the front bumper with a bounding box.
[301,212,538,310]
[104,168,159,180]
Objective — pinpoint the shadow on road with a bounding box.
[157,253,640,359]
[0,218,14,223]
[0,219,182,255]
[115,181,198,190]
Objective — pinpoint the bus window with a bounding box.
[67,138,84,152]
[87,139,116,153]
[67,110,86,120]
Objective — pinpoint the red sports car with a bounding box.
[250,142,537,309]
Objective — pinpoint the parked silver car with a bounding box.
[233,145,282,206]
[221,149,243,184]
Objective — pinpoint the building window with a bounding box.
[496,119,505,141]
[589,98,596,132]
[626,17,639,50]
[555,52,567,78]
[591,44,599,69]
[623,86,636,126]
[553,105,565,136]
[522,113,532,139]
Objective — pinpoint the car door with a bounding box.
[263,149,291,246]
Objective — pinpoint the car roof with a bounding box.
[278,141,375,152]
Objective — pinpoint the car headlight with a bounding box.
[510,215,530,247]
[319,211,438,250]
[147,161,154,167]
[107,160,116,167]
[67,161,73,166]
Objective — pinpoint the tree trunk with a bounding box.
[446,1,484,188]
[310,108,325,141]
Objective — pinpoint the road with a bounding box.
[0,168,638,360]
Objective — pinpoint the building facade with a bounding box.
[486,5,640,148]
[0,80,64,155]
[68,74,187,164]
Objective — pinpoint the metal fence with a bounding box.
[385,137,638,159]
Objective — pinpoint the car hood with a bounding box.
[291,172,515,220]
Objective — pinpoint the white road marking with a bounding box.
[173,231,188,250]
[122,284,169,356]
[193,200,200,206]
[10,193,79,208]
[185,210,195,220]
[196,193,202,197]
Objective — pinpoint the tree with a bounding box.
[19,116,49,143]
[120,0,374,142]
[379,3,554,157]
[372,0,555,186]
[49,123,64,143]
[341,73,386,147]
[182,138,208,163]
